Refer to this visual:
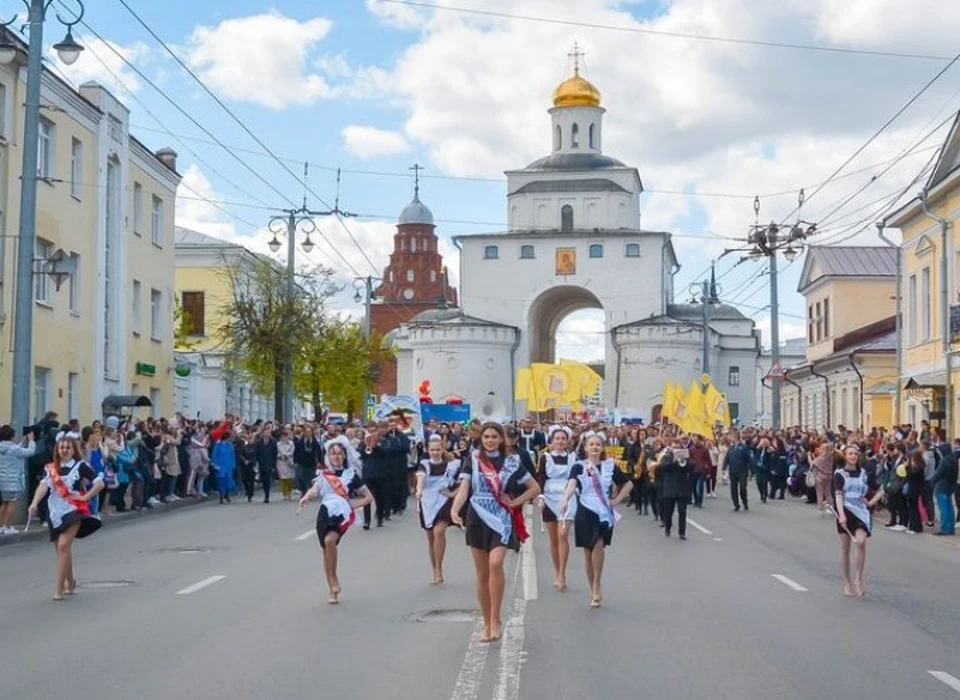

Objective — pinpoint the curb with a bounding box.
[0,496,214,549]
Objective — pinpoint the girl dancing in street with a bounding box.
[415,434,460,585]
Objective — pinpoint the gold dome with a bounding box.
[552,69,601,108]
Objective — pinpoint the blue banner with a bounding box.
[420,403,472,424]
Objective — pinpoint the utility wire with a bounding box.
[381,0,953,62]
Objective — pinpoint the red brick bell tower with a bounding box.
[370,166,458,397]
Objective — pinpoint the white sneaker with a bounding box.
[7,526,18,535]
[905,530,916,535]
[0,527,11,536]
[148,497,161,506]
[170,495,180,502]
[893,525,907,532]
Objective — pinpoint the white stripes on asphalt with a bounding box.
[176,575,226,595]
[295,529,315,541]
[686,518,712,535]
[929,671,960,693]
[449,622,490,700]
[771,574,808,592]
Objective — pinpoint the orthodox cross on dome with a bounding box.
[410,162,424,199]
[568,41,584,75]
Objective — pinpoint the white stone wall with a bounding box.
[549,105,604,154]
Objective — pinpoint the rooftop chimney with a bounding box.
[155,147,177,171]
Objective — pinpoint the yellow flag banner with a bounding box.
[703,382,731,428]
[606,445,629,474]
[515,367,533,402]
[560,359,602,398]
[517,361,603,412]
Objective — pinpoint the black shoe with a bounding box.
[679,534,687,541]
[743,504,749,511]
[376,520,383,528]
[247,497,253,503]
[363,524,370,531]
[219,496,224,504]
[664,530,671,537]
[733,506,740,512]
[225,495,231,504]
[778,495,785,500]
[263,498,269,504]
[884,523,896,528]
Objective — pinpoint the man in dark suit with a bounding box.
[724,431,755,512]
[360,422,403,528]
[254,426,278,503]
[294,426,322,495]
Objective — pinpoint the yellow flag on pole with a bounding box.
[703,381,731,427]
[662,381,676,421]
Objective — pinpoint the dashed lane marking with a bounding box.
[176,575,226,596]
[929,671,960,693]
[686,518,712,536]
[771,574,808,592]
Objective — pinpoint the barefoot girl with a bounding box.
[834,443,883,598]
[536,425,575,591]
[415,434,460,585]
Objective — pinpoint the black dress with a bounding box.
[459,451,532,552]
[569,461,630,549]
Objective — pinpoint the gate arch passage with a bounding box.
[528,285,604,366]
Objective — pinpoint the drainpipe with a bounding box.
[848,351,865,432]
[610,326,623,409]
[919,191,952,439]
[509,326,521,418]
[877,221,901,426]
[784,369,803,427]
[810,362,831,429]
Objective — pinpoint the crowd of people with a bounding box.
[3,408,959,612]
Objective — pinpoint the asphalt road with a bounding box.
[4,488,960,700]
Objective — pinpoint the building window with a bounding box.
[67,372,79,419]
[430,270,437,282]
[561,204,574,232]
[555,124,561,150]
[831,389,837,426]
[0,82,7,138]
[589,123,595,149]
[69,138,82,199]
[133,182,143,234]
[389,270,394,282]
[132,280,142,333]
[37,118,53,179]
[404,269,413,282]
[807,305,814,343]
[180,291,205,336]
[815,301,822,341]
[841,387,848,426]
[151,195,163,246]
[401,239,407,252]
[922,266,931,340]
[589,244,603,258]
[852,386,860,429]
[150,288,161,339]
[729,366,740,386]
[908,274,917,344]
[411,237,418,253]
[625,243,640,258]
[33,367,50,421]
[520,244,535,259]
[729,402,740,422]
[484,245,499,260]
[108,115,123,143]
[34,238,51,303]
[68,253,79,313]
[571,123,579,148]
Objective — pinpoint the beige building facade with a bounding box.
[0,57,179,422]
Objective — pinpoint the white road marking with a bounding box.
[449,621,490,700]
[522,510,538,601]
[686,518,712,535]
[929,671,960,693]
[176,575,226,596]
[771,574,809,592]
[494,523,533,700]
[295,529,314,541]
[712,537,724,542]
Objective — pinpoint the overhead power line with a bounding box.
[381,0,954,61]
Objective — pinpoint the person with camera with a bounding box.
[658,440,689,540]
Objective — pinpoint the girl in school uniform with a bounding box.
[535,425,575,592]
[415,434,460,585]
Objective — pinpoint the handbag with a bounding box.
[804,471,816,489]
[103,462,118,489]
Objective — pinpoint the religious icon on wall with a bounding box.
[555,247,576,276]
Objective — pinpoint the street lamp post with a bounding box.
[1,1,84,436]
[267,206,319,424]
[353,275,382,421]
[688,263,721,377]
[746,193,813,428]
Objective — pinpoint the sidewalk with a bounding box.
[0,495,214,549]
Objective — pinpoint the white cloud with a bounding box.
[366,0,427,29]
[556,311,606,364]
[54,36,150,94]
[184,13,335,109]
[175,164,238,241]
[754,315,807,350]
[342,125,411,159]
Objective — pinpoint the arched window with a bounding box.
[555,124,561,150]
[625,243,640,258]
[430,270,437,282]
[561,204,574,232]
[406,269,414,282]
[411,237,417,252]
[484,245,499,260]
[520,244,535,259]
[389,270,394,281]
[589,123,595,149]
[589,244,604,258]
[401,239,407,251]
[571,123,579,149]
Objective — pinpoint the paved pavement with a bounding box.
[4,491,960,700]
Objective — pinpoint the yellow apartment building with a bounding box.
[887,113,960,436]
[174,228,278,421]
[0,54,180,422]
[779,247,897,430]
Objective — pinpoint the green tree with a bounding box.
[216,255,339,419]
[173,298,200,351]
[296,317,394,421]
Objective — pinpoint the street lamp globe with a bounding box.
[783,245,799,263]
[0,31,16,65]
[53,28,83,66]
[267,235,281,253]
[301,235,314,254]
[353,290,362,304]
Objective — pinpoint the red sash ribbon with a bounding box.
[477,453,529,543]
[46,463,90,516]
[322,470,356,534]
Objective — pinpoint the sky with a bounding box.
[39,0,960,362]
